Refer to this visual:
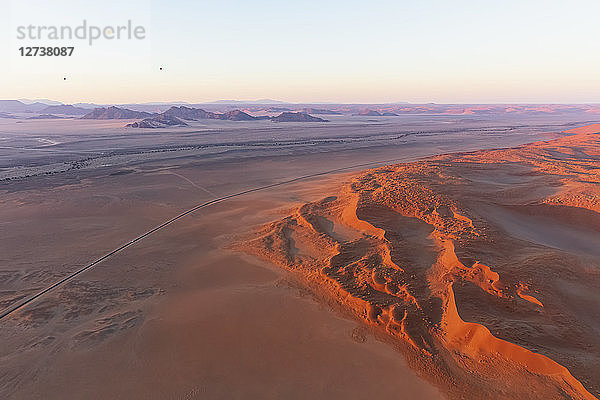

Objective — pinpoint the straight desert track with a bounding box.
[0,155,426,321]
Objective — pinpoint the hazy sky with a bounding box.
[1,0,599,104]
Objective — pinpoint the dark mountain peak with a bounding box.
[218,110,257,121]
[270,112,328,122]
[82,107,153,119]
[163,106,216,120]
[354,109,383,116]
[126,114,189,128]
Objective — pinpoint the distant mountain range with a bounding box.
[73,103,101,109]
[40,105,90,115]
[81,106,154,119]
[0,100,94,114]
[3,100,600,123]
[18,98,63,105]
[354,109,398,116]
[0,100,50,113]
[126,106,273,128]
[160,106,266,121]
[161,106,215,120]
[301,108,342,115]
[271,112,328,123]
[123,106,261,128]
[0,99,292,115]
[123,107,328,128]
[207,99,287,105]
[266,107,293,112]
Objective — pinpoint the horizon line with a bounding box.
[8,98,600,106]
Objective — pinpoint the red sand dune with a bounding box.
[234,124,600,399]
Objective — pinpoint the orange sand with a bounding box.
[235,124,600,399]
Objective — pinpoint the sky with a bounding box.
[1,0,599,104]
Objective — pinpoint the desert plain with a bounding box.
[1,111,599,399]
